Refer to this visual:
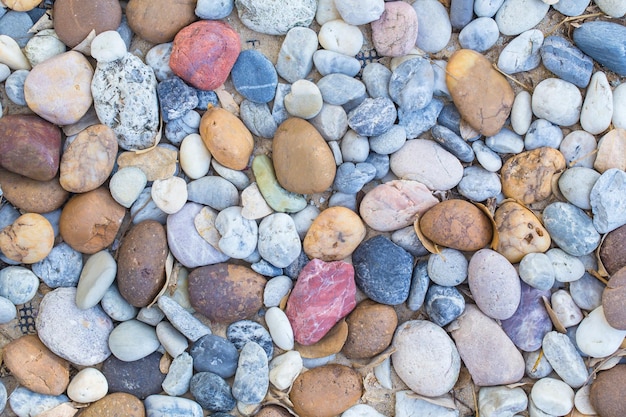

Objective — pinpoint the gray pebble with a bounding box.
[341,130,370,162]
[532,78,582,127]
[407,260,429,311]
[590,168,626,233]
[0,63,10,82]
[559,130,597,168]
[474,0,505,16]
[31,242,83,288]
[156,321,189,358]
[457,166,502,201]
[233,342,269,405]
[437,104,461,135]
[227,319,274,359]
[313,49,361,77]
[158,295,212,342]
[558,166,600,210]
[0,266,39,305]
[553,0,590,15]
[450,0,474,30]
[425,284,465,327]
[136,306,165,326]
[370,125,407,155]
[329,140,343,165]
[524,119,563,150]
[389,57,434,111]
[263,275,293,308]
[145,42,174,82]
[8,387,69,417]
[0,10,33,47]
[101,284,138,322]
[164,110,201,145]
[189,371,236,412]
[240,100,278,139]
[541,35,594,88]
[551,290,583,328]
[251,259,284,277]
[511,90,532,135]
[458,17,499,52]
[497,29,544,74]
[569,272,603,311]
[196,89,219,111]
[348,97,397,137]
[108,319,160,362]
[130,187,168,225]
[5,69,28,106]
[518,252,555,291]
[431,59,450,97]
[427,248,468,286]
[0,380,5,414]
[543,202,600,256]
[215,206,258,259]
[187,176,239,211]
[328,192,358,211]
[191,334,239,378]
[0,296,15,324]
[276,27,318,83]
[411,0,452,53]
[212,160,251,191]
[317,73,366,106]
[542,331,588,388]
[365,152,390,180]
[472,140,502,172]
[524,349,553,379]
[145,394,203,417]
[162,351,194,396]
[272,83,291,125]
[333,162,377,193]
[362,62,391,99]
[195,0,233,19]
[309,103,348,141]
[431,124,475,162]
[478,386,528,417]
[495,0,549,36]
[485,128,524,154]
[391,227,430,258]
[398,98,444,138]
[257,213,301,269]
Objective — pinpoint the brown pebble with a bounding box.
[117,220,168,308]
[296,320,349,359]
[256,405,292,417]
[494,201,551,263]
[342,299,398,359]
[3,335,70,396]
[199,106,254,171]
[0,167,69,213]
[126,0,197,44]
[53,0,122,48]
[602,266,626,330]
[590,364,626,417]
[303,206,366,261]
[290,364,363,417]
[599,223,626,275]
[79,392,145,417]
[594,128,626,173]
[0,213,54,264]
[59,187,126,254]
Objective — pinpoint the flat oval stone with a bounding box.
[581,71,613,135]
[36,287,113,366]
[389,57,434,111]
[276,27,317,83]
[595,128,626,173]
[190,334,239,378]
[290,364,362,417]
[108,319,160,362]
[448,304,525,386]
[501,147,566,204]
[273,118,336,194]
[284,79,323,119]
[500,282,551,352]
[342,300,397,359]
[352,235,413,305]
[318,20,363,56]
[573,21,626,76]
[76,250,117,310]
[446,49,514,136]
[188,263,265,323]
[227,320,273,359]
[392,320,460,396]
[303,206,365,261]
[313,50,361,77]
[577,306,626,358]
[257,213,301,268]
[398,98,445,139]
[551,289,583,328]
[518,253,555,290]
[101,285,138,322]
[525,119,563,150]
[333,162,376,194]
[600,224,626,275]
[231,49,277,103]
[67,367,108,403]
[187,176,239,211]
[472,140,502,172]
[145,395,202,417]
[532,78,582,126]
[371,1,418,57]
[0,213,54,264]
[543,202,601,257]
[542,331,588,388]
[511,90,533,135]
[531,378,574,416]
[169,20,240,90]
[457,166,502,201]
[102,352,165,400]
[190,371,235,412]
[590,365,626,417]
[317,73,366,106]
[458,17,499,52]
[117,147,178,181]
[180,133,211,180]
[495,0,549,36]
[200,106,253,171]
[411,0,451,53]
[431,124,475,162]
[540,36,593,88]
[427,248,468,287]
[232,342,269,405]
[0,266,39,304]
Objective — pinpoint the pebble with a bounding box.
[590,168,626,234]
[36,287,113,366]
[236,0,315,34]
[425,285,466,327]
[188,176,239,211]
[532,78,582,126]
[77,392,145,417]
[573,21,626,76]
[411,0,451,53]
[540,36,594,89]
[560,130,597,168]
[501,281,551,352]
[195,0,233,19]
[340,130,369,162]
[353,235,413,305]
[265,306,295,351]
[392,320,460,396]
[102,352,165,399]
[232,342,269,405]
[508,92,532,137]
[395,390,458,417]
[525,349,553,379]
[0,381,5,414]
[546,248,585,283]
[231,49,277,103]
[348,97,397,137]
[214,206,258,259]
[227,320,274,359]
[570,272,604,311]
[108,319,160,362]
[431,124,475,162]
[263,275,292,308]
[303,206,364,261]
[0,296,15,323]
[276,27,317,83]
[101,285,137,322]
[136,306,165,326]
[558,166,600,210]
[212,160,250,191]
[0,266,39,304]
[472,140,503,172]
[458,17,499,52]
[190,371,236,412]
[437,103,462,134]
[449,304,525,386]
[485,128,524,154]
[427,248,468,286]
[368,126,405,155]
[343,404,387,417]
[478,386,528,417]
[590,365,626,417]
[457,166,502,201]
[150,177,187,214]
[531,377,575,416]
[145,394,203,417]
[240,100,278,138]
[240,183,273,220]
[333,162,377,194]
[580,71,613,134]
[313,51,359,79]
[165,110,201,145]
[361,62,391,99]
[495,0,549,36]
[157,77,198,123]
[318,19,363,56]
[406,261,430,311]
[389,57,434,112]
[90,30,127,64]
[450,0,474,29]
[0,33,30,71]
[309,104,348,142]
[284,79,323,119]
[342,300,396,359]
[8,387,69,417]
[5,69,27,106]
[576,306,626,358]
[551,289,583,328]
[252,155,307,213]
[67,367,108,403]
[117,146,178,181]
[157,295,211,342]
[518,253,555,290]
[543,202,601,256]
[155,322,187,358]
[256,213,301,268]
[318,73,366,107]
[613,84,626,129]
[75,250,117,309]
[108,167,147,208]
[30,243,79,288]
[363,152,388,177]
[542,331,588,388]
[145,42,174,81]
[595,129,626,173]
[524,119,563,150]
[268,351,302,391]
[398,97,444,138]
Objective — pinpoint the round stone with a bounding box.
[427,248,468,287]
[531,378,574,416]
[67,368,108,403]
[495,201,552,263]
[126,0,196,44]
[0,213,54,264]
[590,365,626,417]
[532,78,582,126]
[79,393,145,417]
[303,206,366,261]
[371,1,418,57]
[576,306,626,358]
[318,20,363,56]
[53,0,122,48]
[343,300,397,359]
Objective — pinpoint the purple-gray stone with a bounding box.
[542,202,601,256]
[347,97,397,137]
[501,282,552,352]
[190,334,239,378]
[102,352,166,399]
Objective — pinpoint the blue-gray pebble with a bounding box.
[157,77,198,122]
[362,62,391,99]
[524,119,563,150]
[542,202,601,256]
[458,17,499,52]
[573,21,626,76]
[251,259,283,277]
[164,110,200,145]
[317,73,367,106]
[398,98,444,138]
[369,125,406,155]
[542,331,588,388]
[240,100,278,139]
[352,235,414,305]
[31,242,83,288]
[365,152,390,180]
[328,192,357,211]
[0,11,33,47]
[5,69,28,106]
[144,395,204,417]
[187,176,239,211]
[437,103,462,135]
[195,0,234,19]
[230,49,278,103]
[552,0,590,16]
[347,97,397,137]
[190,334,239,378]
[196,89,219,110]
[450,0,475,29]
[431,125,475,162]
[8,388,68,417]
[232,342,269,405]
[389,57,434,111]
[540,36,594,88]
[0,296,15,324]
[226,320,274,358]
[425,285,466,327]
[407,260,429,311]
[190,372,236,412]
[333,162,377,194]
[101,352,166,399]
[457,166,502,201]
[313,49,361,77]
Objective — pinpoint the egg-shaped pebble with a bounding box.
[76,250,117,310]
[257,213,301,268]
[67,367,108,403]
[550,290,583,328]
[100,285,138,322]
[457,165,502,201]
[580,71,613,135]
[518,253,555,290]
[427,248,468,286]
[530,377,574,416]
[576,306,626,358]
[265,306,294,351]
[91,30,127,63]
[109,167,148,208]
[269,350,303,390]
[532,78,582,127]
[318,19,363,56]
[546,248,585,283]
[560,130,597,168]
[0,266,39,305]
[108,319,160,362]
[276,27,318,83]
[151,176,188,214]
[558,166,600,210]
[284,79,323,119]
[411,0,452,53]
[0,212,54,264]
[180,133,211,180]
[458,17,499,52]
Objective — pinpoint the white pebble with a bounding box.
[76,250,117,310]
[612,82,626,129]
[318,20,363,56]
[340,130,370,162]
[550,289,583,328]
[290,204,320,239]
[574,385,597,416]
[241,182,274,220]
[559,130,597,168]
[91,30,127,63]
[316,0,342,24]
[151,177,188,214]
[180,133,211,180]
[108,319,160,362]
[257,213,302,268]
[67,368,108,403]
[215,206,258,259]
[558,166,600,210]
[511,90,532,135]
[342,404,387,417]
[518,252,555,291]
[576,306,626,358]
[24,29,66,67]
[334,0,385,25]
[530,377,574,416]
[472,140,502,172]
[265,306,294,350]
[546,248,585,282]
[532,78,582,127]
[284,79,323,119]
[264,275,293,308]
[269,350,302,390]
[0,63,10,82]
[109,166,147,208]
[0,34,31,70]
[374,357,393,389]
[580,71,613,135]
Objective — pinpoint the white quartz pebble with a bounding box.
[67,368,108,403]
[215,206,258,259]
[532,78,582,127]
[580,72,613,135]
[530,377,574,416]
[550,290,583,328]
[109,166,148,208]
[269,350,302,390]
[342,404,387,417]
[574,385,597,416]
[546,248,585,283]
[75,250,117,310]
[612,82,626,129]
[0,35,31,70]
[576,306,626,358]
[511,91,532,135]
[318,20,363,56]
[264,275,293,308]
[91,30,127,63]
[180,134,211,180]
[108,319,160,362]
[265,307,294,350]
[151,176,188,214]
[284,79,323,119]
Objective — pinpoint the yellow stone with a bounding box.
[0,213,54,263]
[303,206,366,261]
[117,147,178,181]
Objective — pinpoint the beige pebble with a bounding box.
[284,79,324,119]
[0,213,54,263]
[117,147,178,181]
[241,182,274,220]
[193,206,223,250]
[151,177,187,214]
[0,35,31,70]
[67,367,108,403]
[594,128,626,173]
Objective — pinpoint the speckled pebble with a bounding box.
[158,295,212,342]
[590,168,626,234]
[425,284,465,327]
[348,97,397,137]
[162,352,193,397]
[157,77,199,123]
[427,248,468,287]
[524,119,563,150]
[362,62,391,99]
[0,266,39,305]
[398,98,445,138]
[31,242,82,288]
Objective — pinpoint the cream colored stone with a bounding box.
[151,177,187,214]
[0,34,31,70]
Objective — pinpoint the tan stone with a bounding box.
[0,167,69,213]
[59,187,126,254]
[4,0,41,12]
[116,147,178,181]
[290,364,363,417]
[446,49,514,136]
[0,213,54,263]
[495,201,551,263]
[296,320,349,358]
[303,206,366,261]
[590,364,626,417]
[501,147,566,204]
[256,405,292,417]
[594,128,626,173]
[3,335,70,395]
[343,300,397,359]
[602,266,626,330]
[599,224,626,275]
[60,124,118,193]
[53,0,122,48]
[79,393,145,417]
[126,0,197,44]
[200,106,254,171]
[272,117,336,194]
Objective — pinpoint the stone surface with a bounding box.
[573,22,626,76]
[232,342,269,404]
[231,49,277,103]
[190,371,236,412]
[542,202,601,257]
[67,367,108,403]
[600,224,626,275]
[348,97,397,137]
[191,334,239,378]
[500,282,551,352]
[102,352,165,400]
[590,365,626,417]
[411,0,452,53]
[53,0,122,47]
[200,106,253,171]
[540,35,593,88]
[392,320,461,396]
[318,20,363,56]
[542,331,588,388]
[532,78,582,126]
[7,388,69,417]
[75,392,145,417]
[276,27,318,83]
[389,57,434,112]
[425,284,466,327]
[495,201,551,263]
[126,0,196,43]
[0,168,68,214]
[116,147,178,181]
[235,0,316,35]
[371,1,418,57]
[603,266,626,330]
[342,300,397,359]
[303,206,365,261]
[0,213,54,264]
[0,266,39,305]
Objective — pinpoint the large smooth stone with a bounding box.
[126,0,196,44]
[79,393,145,417]
[392,320,460,397]
[200,106,253,171]
[532,78,582,126]
[108,320,160,362]
[448,304,525,386]
[272,118,336,194]
[342,300,397,359]
[446,49,514,136]
[53,0,122,48]
[495,0,549,35]
[0,168,69,213]
[590,365,626,417]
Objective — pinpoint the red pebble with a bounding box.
[286,258,357,345]
[169,20,241,91]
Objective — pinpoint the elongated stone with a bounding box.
[157,295,211,342]
[232,342,269,405]
[145,395,203,417]
[252,155,307,213]
[542,331,588,388]
[500,282,551,352]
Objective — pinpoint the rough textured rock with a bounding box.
[590,365,626,417]
[79,393,145,417]
[495,201,551,263]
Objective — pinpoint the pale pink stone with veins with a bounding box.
[371,1,419,57]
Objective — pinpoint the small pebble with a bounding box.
[613,83,626,129]
[151,177,188,214]
[348,97,397,137]
[406,261,429,311]
[369,125,406,155]
[546,248,585,283]
[190,334,239,378]
[76,250,117,310]
[165,110,201,145]
[284,79,323,119]
[90,30,126,63]
[485,128,525,154]
[269,350,303,390]
[215,206,258,259]
[232,342,269,405]
[542,331,588,388]
[543,202,601,256]
[0,266,40,305]
[472,140,503,172]
[340,130,370,163]
[318,19,363,56]
[540,35,594,88]
[265,306,294,351]
[580,71,613,135]
[276,27,318,83]
[478,386,528,417]
[5,69,28,105]
[145,394,203,417]
[252,155,307,213]
[427,248,468,286]
[333,162,377,194]
[0,10,33,47]
[240,100,278,139]
[227,320,274,359]
[524,119,563,150]
[553,0,590,14]
[558,166,600,210]
[531,377,575,416]
[241,182,273,220]
[362,62,391,99]
[524,349,553,379]
[0,63,11,82]
[551,289,583,328]
[8,387,69,417]
[532,78,582,126]
[195,0,233,19]
[570,272,604,311]
[560,130,597,168]
[518,252,555,290]
[458,17,499,52]
[157,295,212,342]
[425,284,465,326]
[411,0,452,53]
[590,168,626,234]
[136,306,165,326]
[313,49,361,77]
[67,367,108,403]
[431,124,475,162]
[395,390,458,417]
[457,165,502,201]
[100,284,137,322]
[389,57,434,111]
[157,77,198,123]
[450,0,474,29]
[108,319,160,362]
[31,242,82,288]
[317,73,366,106]
[0,296,15,323]
[501,282,551,352]
[343,404,387,417]
[309,103,348,141]
[576,306,626,358]
[162,351,193,396]
[179,133,211,180]
[108,167,147,209]
[495,0,549,36]
[437,103,462,135]
[335,0,384,25]
[497,29,544,74]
